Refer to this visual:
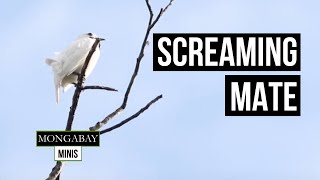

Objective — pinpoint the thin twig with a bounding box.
[89,0,173,131]
[145,0,153,16]
[81,85,118,92]
[162,0,175,15]
[101,95,163,134]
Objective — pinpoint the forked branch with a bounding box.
[90,0,174,131]
[100,95,163,134]
[46,0,174,179]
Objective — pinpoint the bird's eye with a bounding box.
[87,33,93,36]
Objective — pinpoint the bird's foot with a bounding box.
[72,82,84,89]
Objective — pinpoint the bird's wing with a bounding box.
[57,38,94,78]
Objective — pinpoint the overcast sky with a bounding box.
[1,0,320,179]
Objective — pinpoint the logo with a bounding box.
[37,131,100,161]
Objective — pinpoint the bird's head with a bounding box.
[79,33,105,41]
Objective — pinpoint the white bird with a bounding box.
[45,33,105,104]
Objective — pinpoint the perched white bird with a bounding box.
[45,33,105,103]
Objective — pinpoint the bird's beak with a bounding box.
[98,38,105,41]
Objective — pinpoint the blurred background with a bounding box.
[0,0,319,179]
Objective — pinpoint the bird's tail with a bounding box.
[45,58,62,104]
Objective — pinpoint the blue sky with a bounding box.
[0,0,320,179]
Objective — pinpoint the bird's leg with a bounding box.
[72,72,86,89]
[72,72,86,82]
[72,82,84,89]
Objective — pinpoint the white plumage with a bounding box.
[45,33,105,104]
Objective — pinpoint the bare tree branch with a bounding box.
[47,39,102,180]
[46,0,174,179]
[66,39,102,131]
[89,0,173,131]
[101,94,162,134]
[81,85,118,92]
[46,162,64,180]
